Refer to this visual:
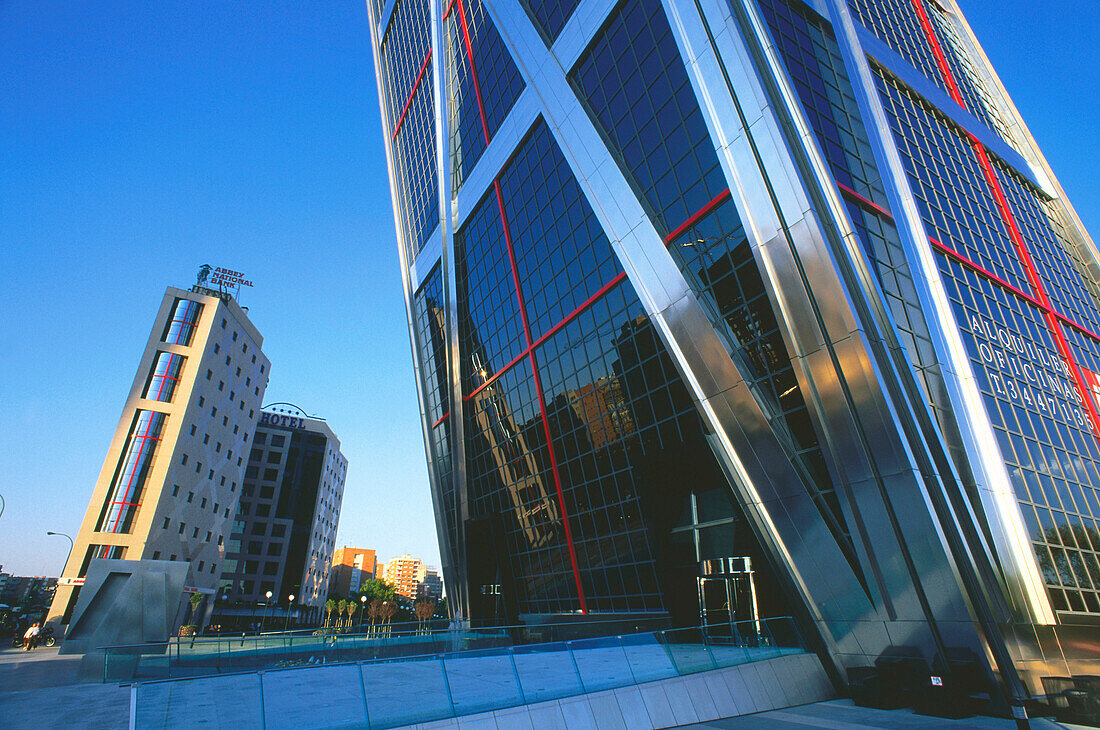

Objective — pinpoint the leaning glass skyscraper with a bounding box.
[367,0,1100,706]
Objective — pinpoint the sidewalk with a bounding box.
[0,646,129,729]
[681,698,1057,729]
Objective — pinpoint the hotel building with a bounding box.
[48,284,269,627]
[218,406,347,622]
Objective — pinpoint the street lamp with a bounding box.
[283,595,295,633]
[46,532,74,575]
[359,595,367,631]
[261,590,273,633]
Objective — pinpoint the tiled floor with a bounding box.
[680,698,1040,729]
[0,646,129,730]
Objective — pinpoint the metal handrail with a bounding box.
[98,614,670,653]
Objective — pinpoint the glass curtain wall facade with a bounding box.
[368,0,1100,701]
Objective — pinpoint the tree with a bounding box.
[337,599,349,629]
[324,599,337,628]
[414,600,436,635]
[344,600,355,631]
[187,593,204,627]
[368,599,384,636]
[381,601,398,635]
[355,578,397,605]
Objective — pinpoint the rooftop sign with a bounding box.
[198,264,253,289]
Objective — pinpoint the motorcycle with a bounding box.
[11,626,56,648]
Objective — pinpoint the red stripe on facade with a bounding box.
[496,181,534,348]
[908,0,966,108]
[432,411,450,428]
[494,176,588,614]
[529,350,588,613]
[836,182,895,221]
[392,50,432,140]
[108,415,158,533]
[455,0,491,144]
[664,189,733,243]
[908,0,1100,437]
[464,271,629,402]
[840,179,1100,344]
[466,348,532,402]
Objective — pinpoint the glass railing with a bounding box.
[127,616,805,730]
[102,616,671,682]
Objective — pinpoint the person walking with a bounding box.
[22,623,39,651]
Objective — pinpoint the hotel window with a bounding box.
[96,410,166,534]
[143,352,185,403]
[162,298,202,346]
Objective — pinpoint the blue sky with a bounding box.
[1,0,1098,577]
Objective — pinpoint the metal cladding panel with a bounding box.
[369,0,1100,700]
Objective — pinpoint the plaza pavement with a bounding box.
[0,644,1075,730]
[0,645,129,729]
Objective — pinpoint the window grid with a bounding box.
[97,410,166,534]
[876,70,1032,294]
[993,163,1100,338]
[940,260,1100,614]
[570,0,726,236]
[573,0,861,581]
[756,0,966,488]
[414,266,451,424]
[846,0,1009,143]
[445,0,525,190]
[143,351,186,403]
[381,0,438,258]
[522,0,581,42]
[162,298,202,347]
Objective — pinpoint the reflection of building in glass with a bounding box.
[47,286,269,629]
[217,408,347,623]
[368,0,1100,705]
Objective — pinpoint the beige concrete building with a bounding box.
[48,283,269,628]
[416,567,443,603]
[381,555,422,601]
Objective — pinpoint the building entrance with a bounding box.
[698,557,758,640]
